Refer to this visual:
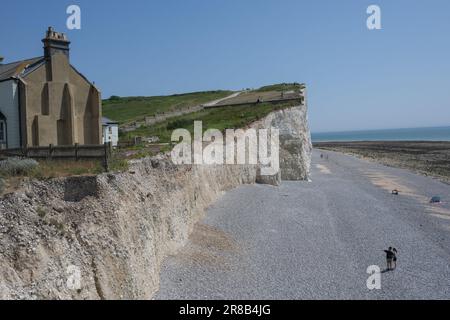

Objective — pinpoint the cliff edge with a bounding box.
[0,104,311,299]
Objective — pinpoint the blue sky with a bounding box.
[1,0,449,132]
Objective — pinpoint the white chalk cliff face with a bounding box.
[0,104,311,300]
[254,104,312,183]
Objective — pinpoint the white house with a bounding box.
[102,117,119,147]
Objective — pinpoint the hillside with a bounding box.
[102,90,233,125]
[124,101,302,143]
[102,83,304,125]
[102,83,305,144]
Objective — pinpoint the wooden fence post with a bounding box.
[48,144,53,160]
[103,142,109,172]
[74,143,79,161]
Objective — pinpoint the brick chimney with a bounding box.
[42,27,70,60]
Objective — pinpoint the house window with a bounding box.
[0,120,6,143]
[108,126,112,134]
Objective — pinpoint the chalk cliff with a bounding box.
[0,103,311,300]
[254,103,312,183]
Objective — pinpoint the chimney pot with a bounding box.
[42,27,71,60]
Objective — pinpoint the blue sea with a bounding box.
[312,126,450,142]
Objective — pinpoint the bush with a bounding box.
[0,158,39,176]
[166,119,192,131]
[37,207,47,218]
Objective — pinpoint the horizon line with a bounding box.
[312,125,450,135]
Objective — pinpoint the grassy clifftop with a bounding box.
[256,82,304,92]
[102,90,233,125]
[102,83,304,144]
[102,83,304,125]
[123,101,301,143]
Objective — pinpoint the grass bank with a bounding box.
[103,90,233,125]
[121,101,301,143]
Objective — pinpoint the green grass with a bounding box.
[108,156,129,172]
[0,159,105,195]
[103,85,303,163]
[121,101,300,143]
[28,160,104,179]
[102,90,233,125]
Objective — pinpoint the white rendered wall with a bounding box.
[0,80,21,148]
[102,124,119,147]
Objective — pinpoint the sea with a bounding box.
[311,126,450,142]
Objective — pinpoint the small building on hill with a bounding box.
[102,117,119,147]
[0,27,102,149]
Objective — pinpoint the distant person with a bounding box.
[320,154,324,159]
[384,247,395,271]
[392,248,398,270]
[430,196,441,204]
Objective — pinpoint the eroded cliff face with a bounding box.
[0,104,311,300]
[254,104,312,182]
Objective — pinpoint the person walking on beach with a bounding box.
[384,247,395,271]
[392,248,398,270]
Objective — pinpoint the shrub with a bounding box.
[166,119,192,131]
[49,218,65,232]
[108,157,129,172]
[0,158,39,176]
[37,207,47,218]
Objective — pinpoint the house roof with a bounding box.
[0,56,98,89]
[102,117,119,125]
[0,57,45,82]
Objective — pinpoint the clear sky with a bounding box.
[1,0,449,132]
